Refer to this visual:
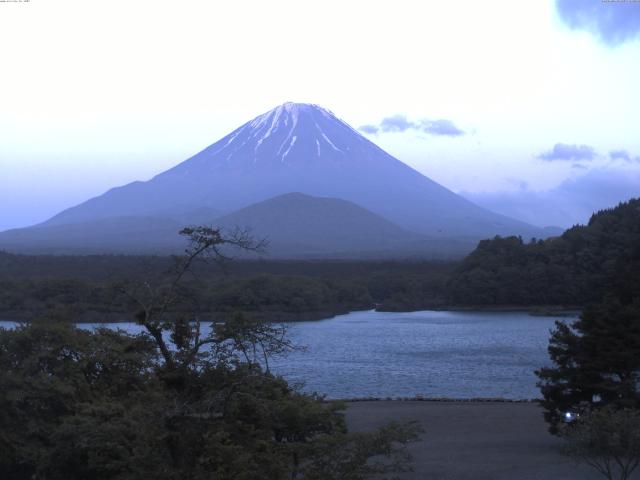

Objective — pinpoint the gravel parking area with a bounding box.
[345,401,618,480]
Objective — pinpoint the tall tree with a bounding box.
[536,297,640,433]
[563,406,640,480]
[536,200,640,433]
[0,226,421,479]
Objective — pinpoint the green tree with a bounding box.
[0,226,421,479]
[0,322,161,479]
[536,297,640,433]
[562,406,640,480]
[535,200,640,433]
[449,198,640,307]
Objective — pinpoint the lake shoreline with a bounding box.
[0,307,360,324]
[335,396,540,403]
[378,304,582,315]
[0,304,582,323]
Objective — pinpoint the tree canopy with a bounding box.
[533,199,640,433]
[0,227,421,479]
[449,198,640,306]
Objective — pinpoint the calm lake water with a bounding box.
[0,310,577,400]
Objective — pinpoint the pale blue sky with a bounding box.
[1,0,639,230]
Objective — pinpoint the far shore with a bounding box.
[0,308,358,324]
[0,305,581,324]
[377,304,582,315]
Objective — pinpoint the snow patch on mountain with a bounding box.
[281,135,297,161]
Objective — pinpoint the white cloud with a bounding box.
[463,167,640,228]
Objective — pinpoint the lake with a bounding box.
[0,310,577,400]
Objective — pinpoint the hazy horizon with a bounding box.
[1,0,639,231]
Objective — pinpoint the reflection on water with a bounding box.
[0,309,577,400]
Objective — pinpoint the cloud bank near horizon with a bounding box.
[462,167,640,229]
[359,115,465,137]
[609,149,640,162]
[537,143,597,162]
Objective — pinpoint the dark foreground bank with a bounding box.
[346,401,614,480]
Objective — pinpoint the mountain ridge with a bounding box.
[215,192,426,257]
[0,192,478,257]
[1,102,558,256]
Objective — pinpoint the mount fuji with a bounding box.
[0,103,556,256]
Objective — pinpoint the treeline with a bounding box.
[4,198,637,319]
[0,254,455,321]
[449,198,640,306]
[0,274,372,322]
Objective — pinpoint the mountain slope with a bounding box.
[38,103,550,240]
[0,207,221,254]
[215,192,426,257]
[0,193,478,257]
[0,216,185,254]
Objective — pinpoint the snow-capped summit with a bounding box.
[32,102,552,242]
[164,102,376,173]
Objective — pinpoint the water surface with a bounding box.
[0,310,576,399]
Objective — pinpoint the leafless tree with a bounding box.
[119,226,294,374]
